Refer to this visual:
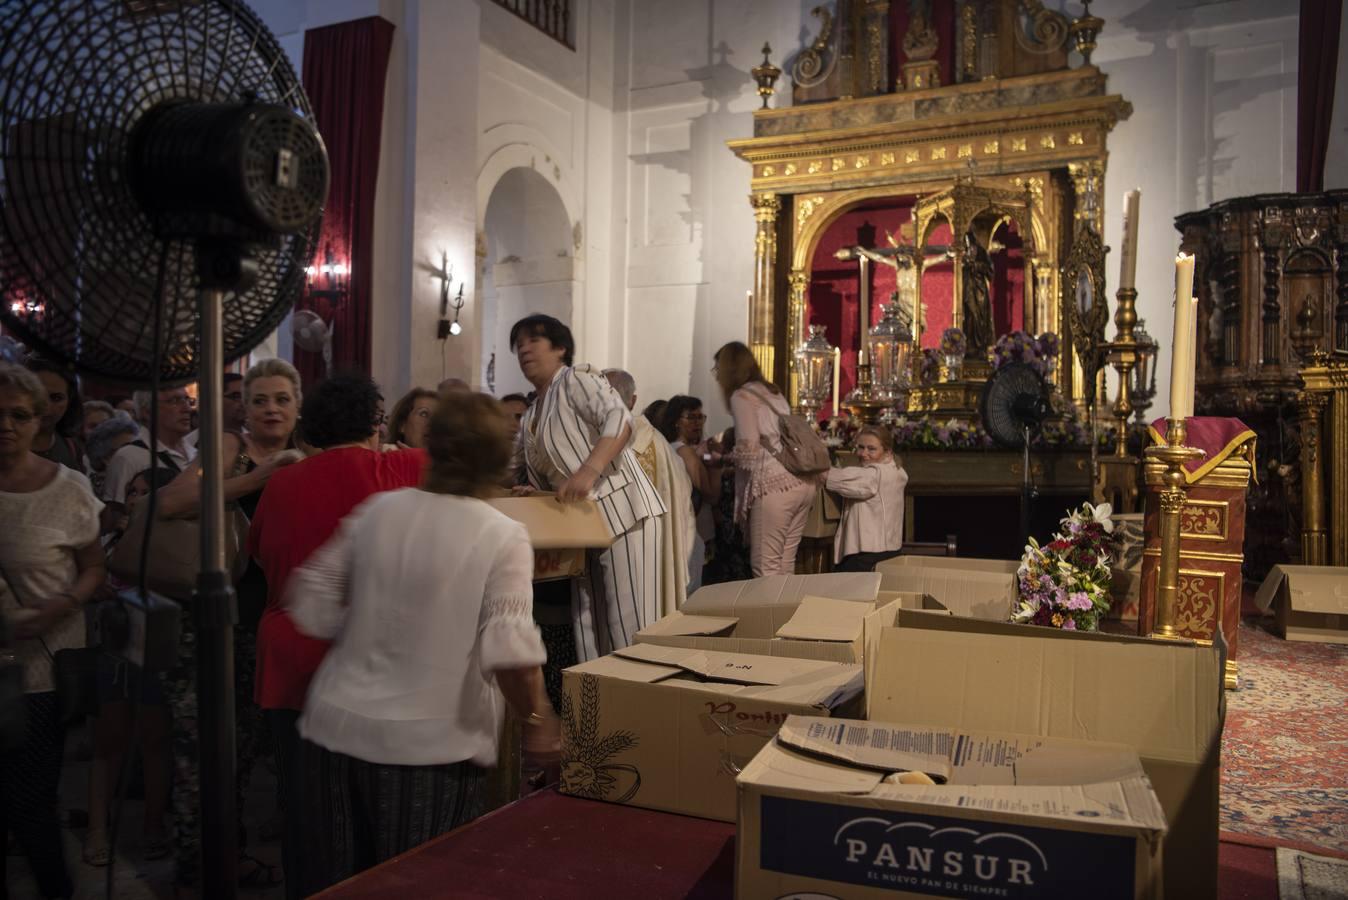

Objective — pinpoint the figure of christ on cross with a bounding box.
[833,234,948,360]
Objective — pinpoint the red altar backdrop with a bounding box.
[992,219,1025,338]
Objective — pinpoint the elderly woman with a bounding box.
[85,415,140,514]
[248,372,425,899]
[826,426,909,572]
[0,363,105,899]
[155,357,305,888]
[385,387,437,449]
[286,392,556,894]
[713,341,815,577]
[510,314,666,661]
[82,400,116,442]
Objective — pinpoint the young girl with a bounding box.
[825,426,909,572]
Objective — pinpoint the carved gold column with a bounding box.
[1144,418,1203,639]
[750,192,780,378]
[787,268,810,407]
[1298,389,1328,565]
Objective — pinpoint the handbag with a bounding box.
[108,453,252,600]
[750,385,830,476]
[0,560,99,727]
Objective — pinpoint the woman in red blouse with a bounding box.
[247,373,425,898]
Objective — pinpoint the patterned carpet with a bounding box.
[1222,620,1348,854]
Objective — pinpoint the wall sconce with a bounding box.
[433,251,466,339]
[305,242,350,304]
[7,294,44,322]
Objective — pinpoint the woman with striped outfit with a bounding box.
[510,315,667,662]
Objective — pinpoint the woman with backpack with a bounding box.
[713,342,818,577]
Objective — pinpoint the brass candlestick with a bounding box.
[1144,418,1204,639]
[1106,286,1139,456]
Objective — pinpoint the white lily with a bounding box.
[1088,502,1115,533]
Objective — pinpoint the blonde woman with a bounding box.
[826,426,909,572]
[713,341,815,577]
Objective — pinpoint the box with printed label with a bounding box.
[636,573,941,663]
[1252,564,1348,643]
[558,643,863,822]
[485,493,614,582]
[874,556,1020,620]
[736,716,1166,900]
[861,608,1224,900]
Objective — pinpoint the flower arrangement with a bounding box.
[1013,502,1119,631]
[939,327,967,358]
[991,330,1042,373]
[918,348,942,386]
[1036,331,1060,361]
[890,416,993,450]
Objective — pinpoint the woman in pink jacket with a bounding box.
[826,426,909,572]
[713,342,816,576]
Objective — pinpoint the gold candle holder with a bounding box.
[1143,417,1204,639]
[846,362,892,425]
[1107,286,1139,457]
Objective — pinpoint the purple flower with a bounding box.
[1062,619,1077,630]
[1067,591,1092,611]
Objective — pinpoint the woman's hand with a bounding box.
[522,712,562,791]
[12,593,76,640]
[557,464,599,502]
[510,484,538,497]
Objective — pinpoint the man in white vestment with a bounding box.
[603,369,692,615]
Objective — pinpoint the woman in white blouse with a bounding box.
[285,392,557,895]
[826,426,909,572]
[714,341,816,577]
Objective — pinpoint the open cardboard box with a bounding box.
[637,572,942,663]
[737,715,1167,900]
[1253,564,1348,643]
[485,493,614,582]
[860,608,1225,900]
[874,556,1020,620]
[558,642,863,822]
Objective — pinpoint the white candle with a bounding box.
[831,346,841,416]
[1120,189,1141,291]
[1170,253,1196,422]
[1185,296,1198,419]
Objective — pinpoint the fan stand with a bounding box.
[193,241,254,899]
[1019,424,1039,550]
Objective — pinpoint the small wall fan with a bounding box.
[291,308,333,375]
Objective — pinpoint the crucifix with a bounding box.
[834,232,949,360]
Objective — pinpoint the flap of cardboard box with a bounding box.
[774,596,872,642]
[613,642,846,686]
[680,573,881,635]
[636,613,739,638]
[574,652,686,684]
[1253,564,1348,614]
[866,614,1223,766]
[775,716,951,781]
[874,560,1017,621]
[485,494,615,550]
[877,556,1021,575]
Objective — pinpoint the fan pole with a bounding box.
[196,284,239,899]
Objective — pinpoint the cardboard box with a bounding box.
[875,556,1020,620]
[637,572,937,662]
[737,715,1167,900]
[486,493,614,582]
[862,609,1224,900]
[1253,564,1348,643]
[558,643,863,822]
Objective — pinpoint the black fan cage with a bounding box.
[0,0,322,384]
[982,362,1046,448]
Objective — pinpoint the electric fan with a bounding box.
[0,3,329,896]
[292,307,334,373]
[981,362,1051,547]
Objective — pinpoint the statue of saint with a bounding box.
[960,230,995,357]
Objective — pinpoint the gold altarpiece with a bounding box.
[729,36,1131,412]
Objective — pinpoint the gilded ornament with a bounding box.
[983,140,999,155]
[855,155,870,169]
[761,165,776,177]
[1010,137,1028,152]
[1040,134,1056,149]
[784,163,797,176]
[1069,132,1085,145]
[796,195,825,228]
[831,158,845,171]
[958,144,973,159]
[880,151,895,166]
[807,160,823,174]
[905,149,920,164]
[931,146,947,161]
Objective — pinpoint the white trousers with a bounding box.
[572,514,663,662]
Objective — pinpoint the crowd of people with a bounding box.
[0,312,907,898]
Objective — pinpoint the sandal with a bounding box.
[237,853,282,891]
[82,834,111,867]
[143,832,170,861]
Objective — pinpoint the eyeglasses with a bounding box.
[0,408,36,424]
[160,394,194,408]
[681,412,706,422]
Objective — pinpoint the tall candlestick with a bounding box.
[746,289,753,341]
[858,256,872,365]
[831,346,841,417]
[1120,189,1141,291]
[1170,253,1196,421]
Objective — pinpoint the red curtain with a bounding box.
[1297,0,1342,192]
[297,17,396,386]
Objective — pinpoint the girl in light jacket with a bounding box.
[826,426,909,572]
[713,342,816,577]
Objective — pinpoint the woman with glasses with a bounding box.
[660,396,721,593]
[0,363,105,899]
[712,342,816,577]
[385,387,437,449]
[246,373,426,898]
